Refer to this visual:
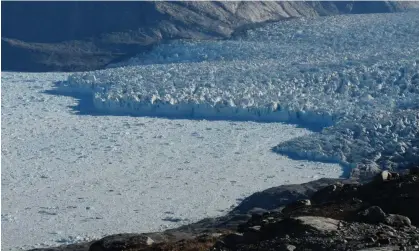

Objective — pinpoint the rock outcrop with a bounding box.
[213,166,419,250]
[2,1,419,72]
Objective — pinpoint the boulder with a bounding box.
[384,214,412,227]
[294,216,339,232]
[379,171,400,182]
[282,199,312,214]
[89,234,154,251]
[358,206,386,224]
[220,233,245,248]
[381,170,392,181]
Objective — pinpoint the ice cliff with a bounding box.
[57,11,419,178]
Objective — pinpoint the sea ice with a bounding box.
[1,72,342,250]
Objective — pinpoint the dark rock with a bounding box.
[221,233,245,248]
[311,183,341,204]
[27,242,93,251]
[358,206,387,224]
[242,230,261,244]
[410,166,419,175]
[89,234,153,251]
[311,182,361,205]
[233,178,345,214]
[250,213,263,223]
[248,207,268,216]
[357,174,419,225]
[356,247,401,251]
[378,237,391,245]
[282,199,312,214]
[384,214,412,227]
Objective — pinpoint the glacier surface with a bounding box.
[57,12,419,178]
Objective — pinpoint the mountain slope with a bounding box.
[2,1,418,72]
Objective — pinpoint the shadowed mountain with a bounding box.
[2,1,418,72]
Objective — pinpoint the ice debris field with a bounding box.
[1,11,419,251]
[60,11,419,175]
[2,72,341,250]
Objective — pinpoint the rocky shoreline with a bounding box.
[30,164,419,251]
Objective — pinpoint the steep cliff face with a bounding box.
[2,1,418,72]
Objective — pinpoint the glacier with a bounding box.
[56,11,419,178]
